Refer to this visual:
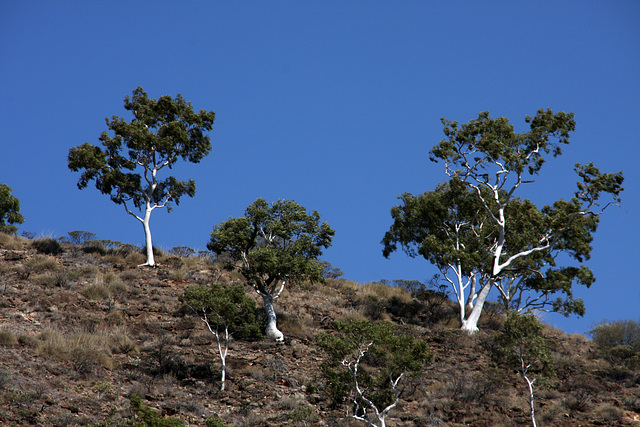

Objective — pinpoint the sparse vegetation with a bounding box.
[0,236,636,425]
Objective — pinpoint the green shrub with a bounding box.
[289,405,318,424]
[83,240,107,255]
[163,256,183,269]
[130,394,184,427]
[591,319,640,351]
[32,237,63,255]
[64,230,96,246]
[169,246,195,258]
[205,417,228,427]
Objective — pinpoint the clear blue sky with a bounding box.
[1,1,638,335]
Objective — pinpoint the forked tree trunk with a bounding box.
[218,326,229,391]
[262,293,284,342]
[523,373,538,427]
[461,280,493,334]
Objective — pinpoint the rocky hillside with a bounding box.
[0,234,639,426]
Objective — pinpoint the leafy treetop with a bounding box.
[207,198,335,297]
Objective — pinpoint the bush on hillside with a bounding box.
[32,237,63,255]
[591,319,640,351]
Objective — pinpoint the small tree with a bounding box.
[0,183,24,235]
[207,198,334,341]
[63,230,96,246]
[383,109,624,334]
[180,283,260,391]
[68,87,215,266]
[316,320,432,427]
[492,313,555,427]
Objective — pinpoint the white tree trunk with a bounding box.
[218,325,229,391]
[461,280,493,334]
[201,315,229,391]
[523,373,537,427]
[262,293,284,341]
[141,202,155,267]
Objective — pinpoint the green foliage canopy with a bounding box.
[180,283,261,339]
[316,320,432,411]
[0,183,24,235]
[207,198,335,296]
[492,313,555,379]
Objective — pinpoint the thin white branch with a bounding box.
[272,279,286,300]
[121,199,144,222]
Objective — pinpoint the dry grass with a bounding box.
[124,252,146,266]
[24,255,59,273]
[357,281,412,303]
[0,232,25,250]
[335,307,370,323]
[169,269,186,282]
[0,329,18,346]
[278,312,309,337]
[35,325,137,373]
[80,274,128,301]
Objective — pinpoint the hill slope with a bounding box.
[0,235,639,426]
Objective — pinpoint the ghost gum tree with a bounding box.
[207,198,334,341]
[383,109,623,334]
[68,87,215,266]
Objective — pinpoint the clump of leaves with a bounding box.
[0,183,24,235]
[181,283,261,339]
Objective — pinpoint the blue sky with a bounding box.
[1,1,638,335]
